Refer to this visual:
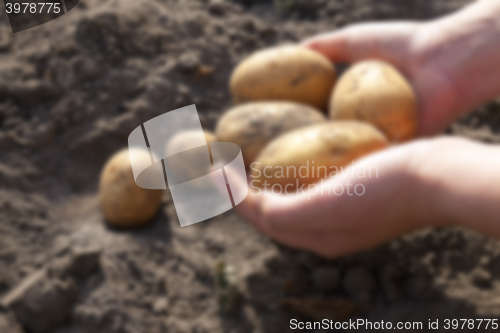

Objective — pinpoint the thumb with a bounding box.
[302,28,352,62]
[302,23,420,67]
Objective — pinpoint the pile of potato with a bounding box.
[218,44,418,190]
[99,44,418,227]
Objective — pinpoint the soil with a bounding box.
[1,0,500,332]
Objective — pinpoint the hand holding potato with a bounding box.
[303,0,500,137]
[231,0,500,257]
[232,137,500,258]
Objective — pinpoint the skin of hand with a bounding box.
[230,0,500,258]
[303,0,500,136]
[232,137,500,258]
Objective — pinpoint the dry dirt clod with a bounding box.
[208,0,234,16]
[1,269,78,333]
[152,298,169,315]
[281,298,359,321]
[49,245,102,279]
[470,267,492,288]
[178,52,201,74]
[343,267,376,304]
[0,311,23,333]
[311,266,341,293]
[0,29,12,52]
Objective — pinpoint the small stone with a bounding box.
[67,245,101,278]
[178,53,200,74]
[1,269,77,333]
[343,267,375,304]
[208,0,232,16]
[380,264,403,302]
[49,245,101,279]
[311,266,340,292]
[0,311,23,333]
[295,0,324,11]
[0,30,12,52]
[152,298,168,315]
[478,255,491,268]
[263,252,290,275]
[294,252,321,270]
[8,80,61,107]
[73,306,103,328]
[471,268,492,288]
[405,274,431,300]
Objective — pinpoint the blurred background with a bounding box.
[1,0,500,332]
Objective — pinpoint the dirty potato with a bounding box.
[230,45,336,110]
[250,121,388,192]
[330,60,418,142]
[99,149,162,228]
[167,130,216,159]
[165,130,216,185]
[216,102,326,168]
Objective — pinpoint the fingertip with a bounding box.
[235,188,268,232]
[301,31,351,62]
[259,192,307,232]
[301,36,322,48]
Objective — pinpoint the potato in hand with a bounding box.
[216,102,325,168]
[250,121,388,192]
[230,45,336,110]
[330,60,418,142]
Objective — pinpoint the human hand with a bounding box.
[228,0,500,258]
[231,139,438,258]
[232,137,500,258]
[302,22,455,136]
[303,0,500,136]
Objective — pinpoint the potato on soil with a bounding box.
[216,102,325,168]
[330,60,418,142]
[230,45,336,110]
[251,121,388,191]
[165,130,216,184]
[99,149,162,228]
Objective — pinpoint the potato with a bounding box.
[216,102,325,168]
[99,149,163,228]
[330,60,418,142]
[167,130,216,159]
[230,45,336,110]
[165,130,216,185]
[250,121,388,192]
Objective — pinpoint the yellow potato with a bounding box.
[250,121,388,192]
[99,149,162,228]
[230,45,336,110]
[330,60,418,142]
[166,130,216,159]
[216,102,325,168]
[165,130,216,184]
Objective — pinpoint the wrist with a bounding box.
[407,137,500,233]
[403,139,456,229]
[414,2,500,114]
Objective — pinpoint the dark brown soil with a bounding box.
[2,0,500,332]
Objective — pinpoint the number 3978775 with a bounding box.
[5,3,62,14]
